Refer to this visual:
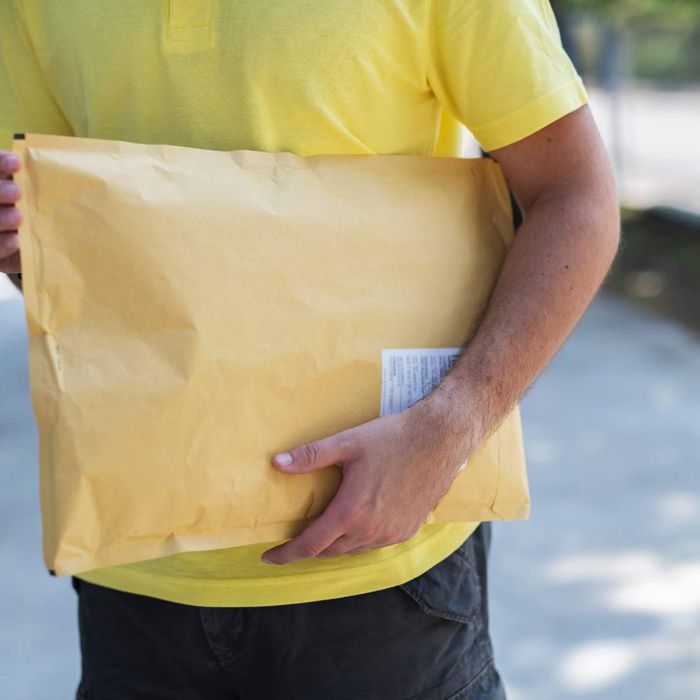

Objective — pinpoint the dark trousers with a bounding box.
[72,522,506,700]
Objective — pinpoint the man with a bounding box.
[0,1,619,698]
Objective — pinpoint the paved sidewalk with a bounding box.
[0,296,80,700]
[490,292,700,700]
[1,285,700,699]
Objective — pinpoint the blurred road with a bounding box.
[2,276,700,699]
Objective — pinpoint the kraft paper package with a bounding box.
[13,133,530,577]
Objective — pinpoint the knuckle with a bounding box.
[346,516,382,541]
[342,503,371,528]
[350,527,373,544]
[0,207,21,229]
[300,441,321,465]
[0,151,21,175]
[362,521,384,541]
[0,183,20,203]
[335,434,355,456]
[297,542,323,559]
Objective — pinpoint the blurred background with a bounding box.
[1,1,699,698]
[487,1,700,698]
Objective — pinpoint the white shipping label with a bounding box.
[380,348,469,472]
[380,348,463,416]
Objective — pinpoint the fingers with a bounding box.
[315,533,358,559]
[264,431,359,564]
[0,152,21,179]
[0,230,19,257]
[0,250,21,274]
[262,478,422,564]
[267,414,429,564]
[0,181,21,205]
[0,153,23,271]
[0,209,22,270]
[272,430,357,474]
[316,524,416,559]
[0,205,22,231]
[261,498,352,565]
[0,151,22,272]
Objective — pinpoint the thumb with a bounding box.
[272,432,356,474]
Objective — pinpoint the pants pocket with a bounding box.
[445,659,508,700]
[398,524,485,627]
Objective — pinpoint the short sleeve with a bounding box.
[0,1,72,150]
[427,0,588,151]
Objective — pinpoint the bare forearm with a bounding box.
[428,192,620,451]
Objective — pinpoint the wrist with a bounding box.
[418,383,483,456]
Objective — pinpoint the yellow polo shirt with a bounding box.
[0,0,587,607]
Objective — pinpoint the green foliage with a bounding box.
[633,29,700,81]
[556,0,700,25]
[554,0,700,81]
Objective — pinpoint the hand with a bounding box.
[261,394,475,564]
[0,151,23,274]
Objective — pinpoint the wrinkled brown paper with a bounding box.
[13,133,530,576]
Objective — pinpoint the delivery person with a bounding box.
[0,1,619,698]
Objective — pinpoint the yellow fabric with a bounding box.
[0,0,587,607]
